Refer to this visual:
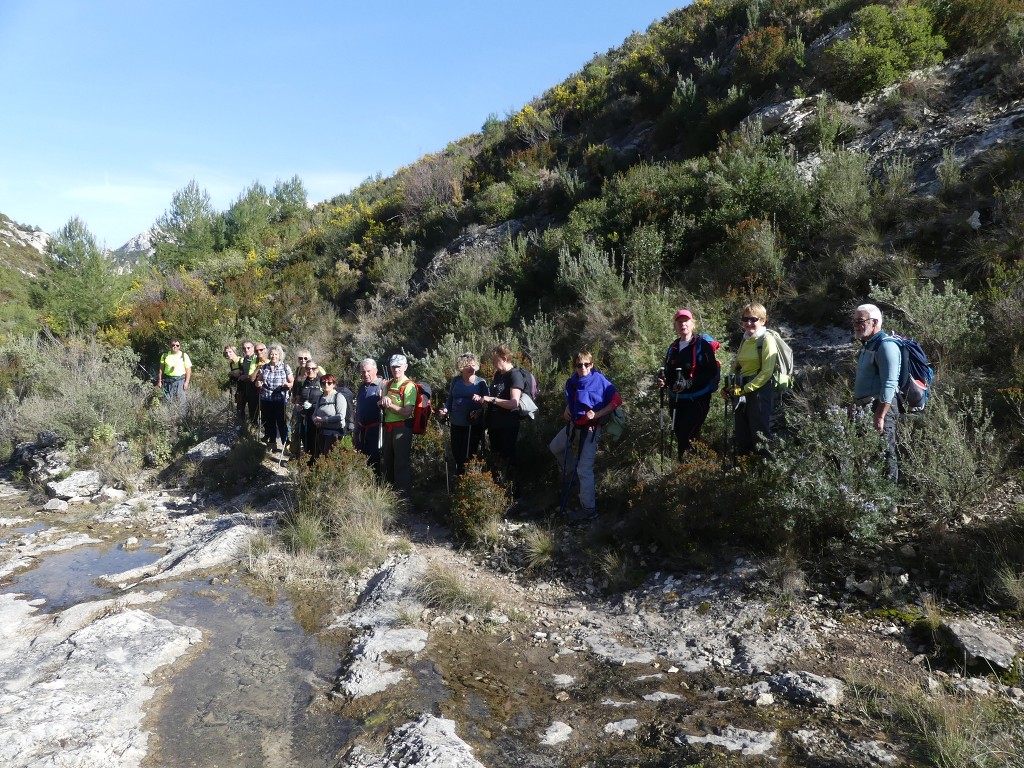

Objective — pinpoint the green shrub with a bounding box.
[281,511,329,555]
[811,93,859,149]
[898,389,1005,523]
[473,182,518,224]
[562,197,610,252]
[0,334,152,449]
[367,243,417,301]
[629,444,757,555]
[292,446,401,567]
[814,148,872,237]
[925,0,1021,52]
[411,419,448,500]
[556,243,626,306]
[296,445,378,522]
[870,279,982,369]
[821,4,946,100]
[611,288,688,380]
[442,284,517,340]
[697,218,787,293]
[735,406,896,555]
[622,223,665,292]
[699,123,813,244]
[734,26,790,86]
[520,311,559,376]
[876,153,916,213]
[449,459,510,544]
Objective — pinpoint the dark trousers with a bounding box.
[486,422,520,491]
[355,425,381,475]
[382,424,412,498]
[260,399,287,445]
[450,423,484,474]
[670,393,712,457]
[313,431,340,463]
[242,383,260,426]
[735,385,775,457]
[879,404,899,483]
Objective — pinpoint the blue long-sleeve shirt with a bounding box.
[854,331,900,404]
[445,375,487,426]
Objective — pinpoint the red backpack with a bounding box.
[399,380,434,434]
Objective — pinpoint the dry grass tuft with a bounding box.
[414,561,497,615]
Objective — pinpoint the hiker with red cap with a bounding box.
[658,308,720,458]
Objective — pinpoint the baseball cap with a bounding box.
[674,309,694,321]
[388,354,408,367]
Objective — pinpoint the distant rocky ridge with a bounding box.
[0,211,155,276]
[111,228,157,269]
[0,215,49,277]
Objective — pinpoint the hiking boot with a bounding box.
[565,506,597,523]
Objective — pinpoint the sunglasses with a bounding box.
[853,318,875,326]
[741,317,760,324]
[297,356,309,361]
[575,362,592,369]
[171,343,181,347]
[256,347,266,352]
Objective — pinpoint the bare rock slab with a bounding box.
[943,620,1018,671]
[769,670,846,707]
[45,470,100,500]
[0,592,201,768]
[343,714,486,768]
[186,433,235,462]
[540,721,573,746]
[682,726,778,756]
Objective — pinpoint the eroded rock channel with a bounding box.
[1,462,1021,767]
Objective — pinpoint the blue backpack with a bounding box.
[880,335,934,412]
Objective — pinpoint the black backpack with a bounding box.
[337,386,357,433]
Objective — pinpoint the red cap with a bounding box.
[674,309,693,321]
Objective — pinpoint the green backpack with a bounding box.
[757,329,795,390]
[601,407,627,441]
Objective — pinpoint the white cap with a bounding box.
[388,354,408,367]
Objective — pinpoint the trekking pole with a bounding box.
[658,367,665,472]
[722,392,730,471]
[443,418,451,496]
[669,368,682,460]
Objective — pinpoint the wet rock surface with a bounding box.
[0,591,201,768]
[343,714,487,768]
[1,427,1023,768]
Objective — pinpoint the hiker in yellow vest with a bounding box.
[379,354,416,499]
[158,340,192,402]
[238,341,264,427]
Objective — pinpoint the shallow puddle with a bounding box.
[144,580,355,768]
[0,521,47,545]
[9,540,163,611]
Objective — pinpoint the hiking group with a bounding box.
[178,297,928,520]
[658,299,927,485]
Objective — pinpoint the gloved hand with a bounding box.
[730,386,743,398]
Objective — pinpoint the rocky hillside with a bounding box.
[0,214,48,273]
[0,214,50,339]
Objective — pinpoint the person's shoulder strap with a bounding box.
[664,339,679,367]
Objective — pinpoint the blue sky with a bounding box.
[0,1,685,248]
